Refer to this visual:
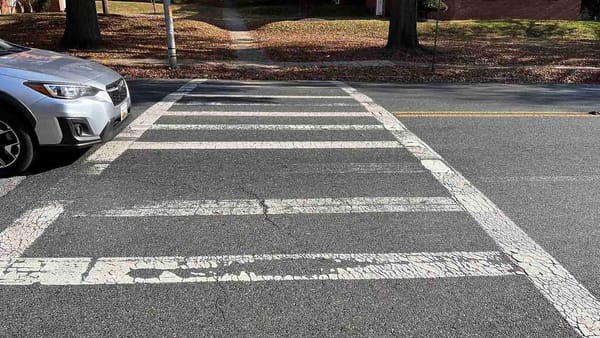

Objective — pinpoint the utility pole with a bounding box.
[431,0,442,73]
[101,0,109,14]
[163,0,178,68]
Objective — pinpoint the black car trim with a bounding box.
[0,90,37,128]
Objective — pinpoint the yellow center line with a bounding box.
[394,112,594,118]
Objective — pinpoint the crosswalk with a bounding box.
[1,80,599,336]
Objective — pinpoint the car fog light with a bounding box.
[74,123,84,136]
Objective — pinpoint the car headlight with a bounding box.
[24,82,100,99]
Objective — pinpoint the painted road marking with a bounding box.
[149,124,385,131]
[395,112,588,118]
[337,81,600,337]
[184,94,353,99]
[0,251,516,285]
[0,176,25,198]
[200,80,342,87]
[283,162,427,174]
[197,84,345,90]
[478,176,600,183]
[84,79,205,174]
[129,141,403,150]
[0,201,64,260]
[162,111,373,117]
[173,102,361,107]
[83,164,111,176]
[82,197,462,217]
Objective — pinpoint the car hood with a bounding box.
[0,48,121,87]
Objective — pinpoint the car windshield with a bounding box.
[0,39,26,54]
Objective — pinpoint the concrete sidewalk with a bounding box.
[94,57,600,71]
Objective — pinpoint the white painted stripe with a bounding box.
[84,79,205,173]
[84,141,135,163]
[0,201,65,260]
[0,176,25,198]
[129,141,402,150]
[86,197,462,217]
[198,84,343,90]
[203,80,340,86]
[173,102,361,107]
[478,175,600,183]
[283,162,426,174]
[149,124,384,131]
[336,81,600,337]
[83,164,111,175]
[184,94,353,99]
[0,251,516,285]
[162,111,373,117]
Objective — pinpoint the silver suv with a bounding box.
[0,39,131,176]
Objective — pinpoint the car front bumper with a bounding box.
[29,86,131,147]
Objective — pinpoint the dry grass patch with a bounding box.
[253,19,600,67]
[112,63,600,84]
[0,2,233,60]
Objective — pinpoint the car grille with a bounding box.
[106,78,127,106]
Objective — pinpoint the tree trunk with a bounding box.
[15,0,24,13]
[101,0,109,14]
[386,0,420,50]
[61,0,102,49]
[18,0,34,13]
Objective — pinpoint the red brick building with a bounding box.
[365,0,581,20]
[0,0,14,14]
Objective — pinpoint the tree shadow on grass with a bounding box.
[0,12,236,60]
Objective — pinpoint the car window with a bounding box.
[0,39,27,54]
[0,40,13,51]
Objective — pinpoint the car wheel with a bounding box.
[0,115,35,177]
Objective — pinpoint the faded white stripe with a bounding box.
[129,141,402,150]
[88,197,462,217]
[336,81,600,337]
[0,201,64,260]
[284,162,426,174]
[198,84,343,90]
[85,80,204,172]
[0,176,25,198]
[203,80,336,86]
[83,164,111,175]
[478,175,600,183]
[184,94,353,99]
[0,251,515,285]
[149,124,384,131]
[173,102,360,107]
[162,111,372,117]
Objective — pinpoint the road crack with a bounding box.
[239,185,280,230]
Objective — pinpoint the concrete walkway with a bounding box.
[222,0,272,64]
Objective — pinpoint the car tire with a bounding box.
[0,115,36,177]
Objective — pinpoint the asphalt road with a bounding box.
[1,80,599,337]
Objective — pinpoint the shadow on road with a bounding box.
[24,148,90,176]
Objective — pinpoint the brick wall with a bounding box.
[441,0,581,20]
[365,0,581,20]
[48,0,66,12]
[365,0,392,16]
[0,0,9,14]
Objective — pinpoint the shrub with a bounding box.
[420,0,448,12]
[32,0,50,12]
[582,0,600,19]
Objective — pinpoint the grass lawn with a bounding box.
[0,0,598,82]
[96,0,224,23]
[0,1,233,61]
[252,18,600,67]
[96,0,162,15]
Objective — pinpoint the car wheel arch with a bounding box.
[0,91,39,144]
